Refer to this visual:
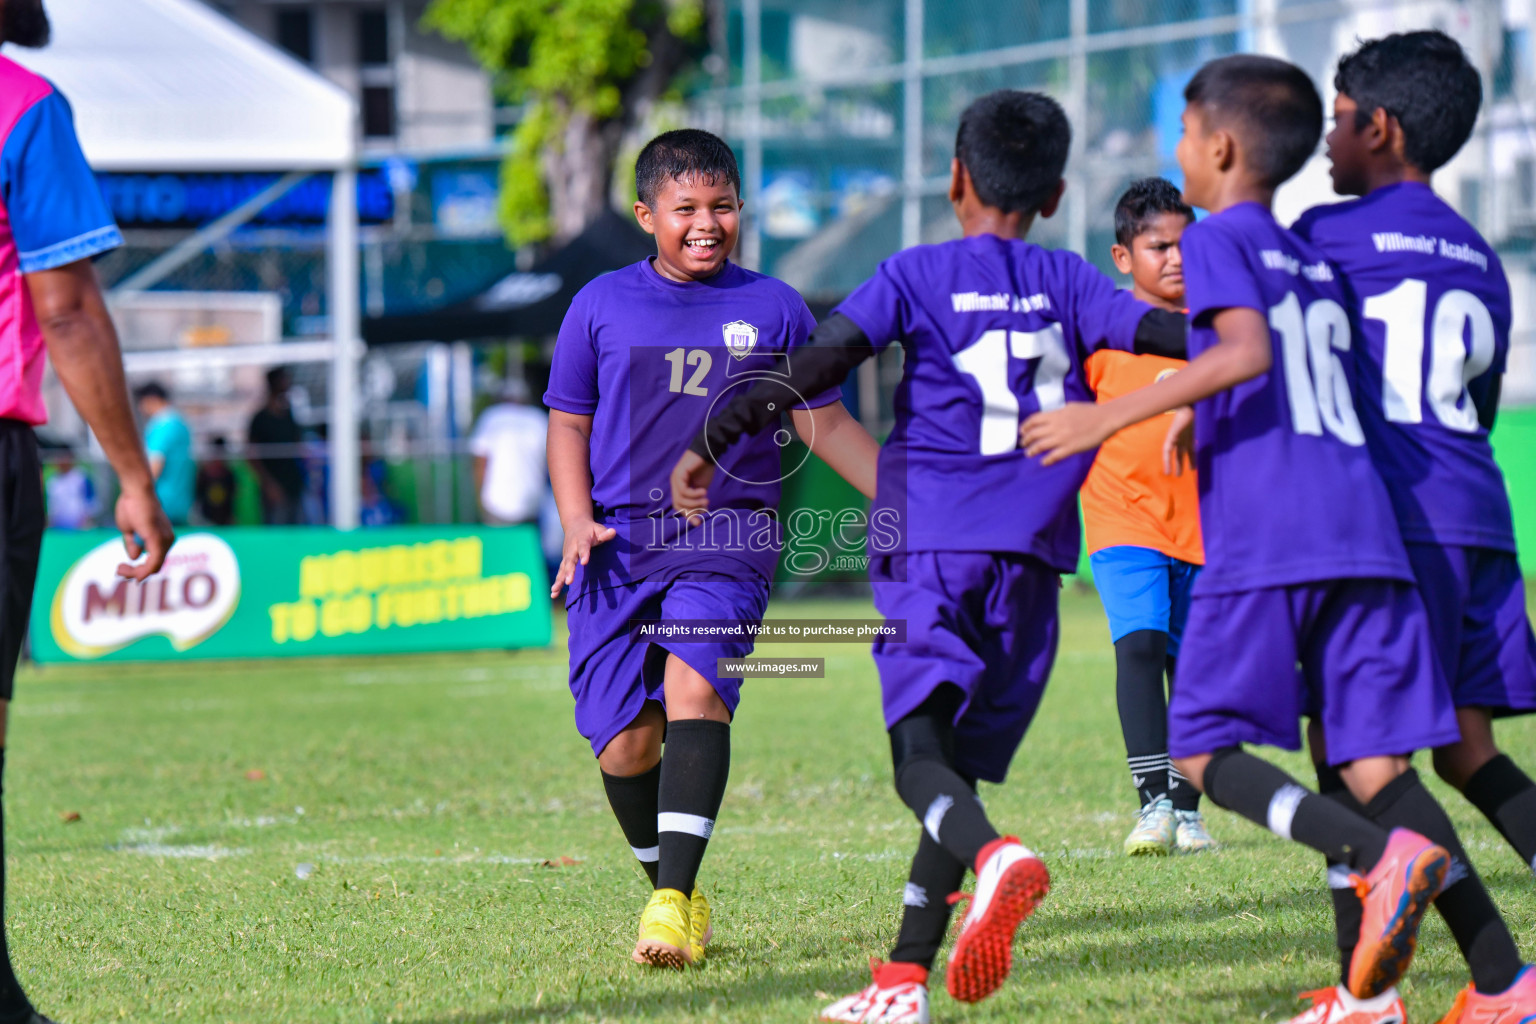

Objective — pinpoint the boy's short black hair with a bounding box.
[1335,31,1481,173]
[1185,55,1323,189]
[1113,178,1194,247]
[955,90,1071,216]
[635,129,741,208]
[133,381,168,403]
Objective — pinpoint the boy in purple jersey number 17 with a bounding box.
[546,131,879,970]
[1022,54,1525,1014]
[675,92,1190,1022]
[1290,32,1536,1023]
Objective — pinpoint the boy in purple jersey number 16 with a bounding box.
[1022,54,1526,1015]
[546,130,878,971]
[1291,32,1536,1023]
[675,91,1190,1022]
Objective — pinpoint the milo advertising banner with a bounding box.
[32,526,551,663]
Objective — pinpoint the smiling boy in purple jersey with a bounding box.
[1020,55,1521,1012]
[672,91,1190,1022]
[1285,32,1536,1024]
[545,129,878,970]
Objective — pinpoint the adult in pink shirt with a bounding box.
[0,3,173,1021]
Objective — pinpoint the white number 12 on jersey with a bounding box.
[951,325,1070,455]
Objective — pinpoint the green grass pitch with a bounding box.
[8,588,1533,1022]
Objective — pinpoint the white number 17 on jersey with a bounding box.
[951,325,1070,455]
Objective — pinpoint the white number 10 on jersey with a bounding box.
[1363,279,1494,433]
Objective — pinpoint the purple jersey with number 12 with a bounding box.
[1180,202,1411,594]
[833,234,1148,572]
[1292,183,1514,553]
[544,258,838,595]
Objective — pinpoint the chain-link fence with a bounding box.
[696,0,1536,416]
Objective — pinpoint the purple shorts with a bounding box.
[1407,543,1536,717]
[870,551,1059,784]
[565,572,770,757]
[1170,578,1460,766]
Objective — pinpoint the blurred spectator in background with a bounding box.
[135,381,194,525]
[45,449,96,529]
[195,435,236,526]
[301,421,329,526]
[469,377,547,526]
[248,366,306,525]
[360,459,402,527]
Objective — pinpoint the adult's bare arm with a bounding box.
[28,259,173,578]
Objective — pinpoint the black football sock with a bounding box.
[601,762,662,887]
[656,720,730,895]
[1462,754,1536,874]
[890,692,1000,869]
[0,752,35,1024]
[1163,657,1201,813]
[1361,769,1523,995]
[1201,747,1388,870]
[889,827,969,971]
[1316,760,1366,986]
[1115,630,1172,807]
[1168,761,1201,813]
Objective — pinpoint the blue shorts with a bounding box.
[564,572,770,758]
[1089,546,1201,655]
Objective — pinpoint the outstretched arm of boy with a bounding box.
[1020,306,1272,466]
[548,410,617,599]
[791,402,879,499]
[671,313,877,518]
[671,401,879,527]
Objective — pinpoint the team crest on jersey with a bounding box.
[723,320,759,359]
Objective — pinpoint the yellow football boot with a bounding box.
[632,888,693,969]
[689,886,712,963]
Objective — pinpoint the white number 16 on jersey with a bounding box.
[951,325,1070,455]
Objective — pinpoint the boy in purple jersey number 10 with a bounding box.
[1022,54,1526,1015]
[545,130,878,970]
[1290,32,1536,1023]
[675,92,1190,1022]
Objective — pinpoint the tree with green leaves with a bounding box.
[425,0,711,247]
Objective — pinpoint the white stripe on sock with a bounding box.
[923,794,954,843]
[657,812,714,839]
[631,845,660,862]
[1327,864,1355,889]
[1267,783,1308,841]
[1530,852,1536,877]
[903,882,928,908]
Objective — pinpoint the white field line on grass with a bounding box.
[20,701,86,716]
[342,665,564,687]
[112,826,248,861]
[110,821,547,868]
[314,852,544,867]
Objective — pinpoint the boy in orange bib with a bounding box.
[1080,178,1215,855]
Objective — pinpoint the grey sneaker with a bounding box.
[1123,797,1175,856]
[1174,809,1219,853]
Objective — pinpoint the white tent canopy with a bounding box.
[10,0,362,528]
[12,0,354,171]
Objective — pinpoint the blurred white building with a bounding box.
[202,1,497,155]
